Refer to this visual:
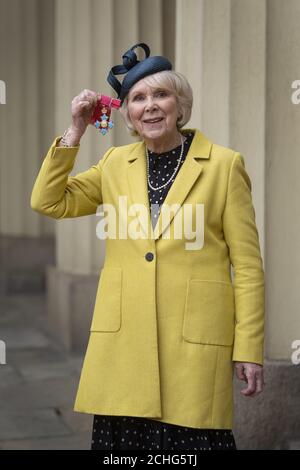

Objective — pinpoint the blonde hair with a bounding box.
[119,70,193,136]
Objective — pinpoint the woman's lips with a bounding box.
[143,118,164,124]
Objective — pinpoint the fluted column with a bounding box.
[175,0,265,259]
[55,0,165,275]
[0,0,9,233]
[0,0,55,238]
[112,0,164,147]
[175,0,205,132]
[0,0,41,236]
[0,0,55,295]
[55,0,113,275]
[266,0,300,360]
[50,0,115,349]
[230,0,266,263]
[51,0,165,349]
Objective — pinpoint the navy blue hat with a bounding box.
[107,43,172,104]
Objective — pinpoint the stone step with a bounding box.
[288,440,300,450]
[0,269,46,294]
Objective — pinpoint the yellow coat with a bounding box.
[31,128,265,429]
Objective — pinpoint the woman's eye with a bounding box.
[131,91,168,101]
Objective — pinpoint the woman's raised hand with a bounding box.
[71,89,101,136]
[59,89,101,147]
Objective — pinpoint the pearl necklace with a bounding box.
[146,134,185,191]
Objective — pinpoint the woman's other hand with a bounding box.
[234,362,265,397]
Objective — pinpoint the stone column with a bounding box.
[230,0,266,263]
[50,0,116,350]
[49,0,166,351]
[175,0,205,131]
[174,0,300,450]
[266,0,300,361]
[0,0,55,237]
[112,0,164,147]
[0,0,55,294]
[175,0,265,274]
[175,0,231,143]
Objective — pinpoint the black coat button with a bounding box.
[145,252,154,262]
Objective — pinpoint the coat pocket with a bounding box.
[182,279,235,346]
[90,267,122,332]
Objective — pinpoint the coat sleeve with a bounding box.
[222,152,265,365]
[30,136,115,219]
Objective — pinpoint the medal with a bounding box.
[91,95,121,135]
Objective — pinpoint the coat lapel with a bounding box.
[127,139,154,240]
[126,129,212,241]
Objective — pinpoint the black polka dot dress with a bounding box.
[147,131,194,230]
[91,131,237,451]
[91,415,236,451]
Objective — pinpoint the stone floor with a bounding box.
[1,293,299,451]
[0,294,93,450]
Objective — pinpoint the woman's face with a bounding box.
[126,78,180,143]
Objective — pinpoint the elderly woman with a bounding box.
[31,43,265,451]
